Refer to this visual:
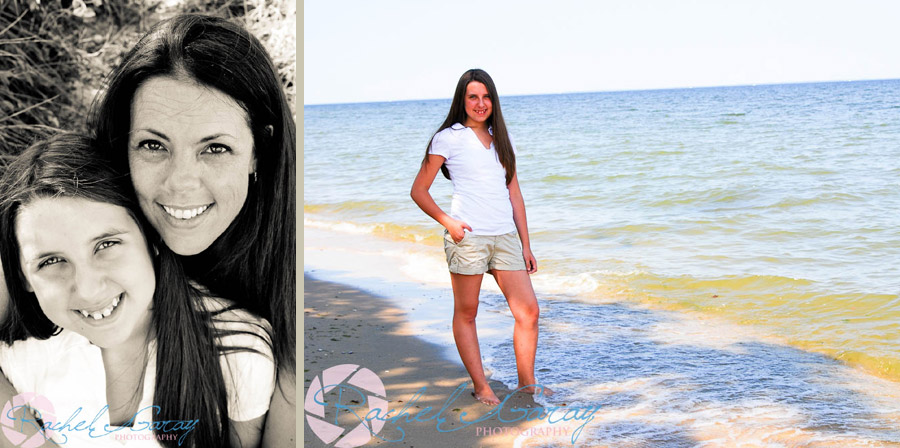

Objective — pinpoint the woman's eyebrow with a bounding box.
[198,133,236,143]
[132,128,170,141]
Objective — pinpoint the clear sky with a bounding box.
[304,0,900,105]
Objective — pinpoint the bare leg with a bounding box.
[492,269,553,396]
[450,272,500,405]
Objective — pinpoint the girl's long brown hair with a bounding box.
[424,69,516,185]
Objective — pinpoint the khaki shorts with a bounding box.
[443,230,527,275]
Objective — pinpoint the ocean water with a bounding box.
[304,80,900,445]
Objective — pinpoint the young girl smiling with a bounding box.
[411,69,552,406]
[0,134,273,447]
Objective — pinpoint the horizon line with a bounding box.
[304,76,900,107]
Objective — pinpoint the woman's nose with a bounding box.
[163,151,202,192]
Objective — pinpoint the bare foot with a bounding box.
[471,389,501,406]
[517,384,554,397]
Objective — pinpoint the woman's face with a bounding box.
[128,76,257,256]
[463,81,492,127]
[15,197,155,349]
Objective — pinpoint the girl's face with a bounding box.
[463,81,492,127]
[128,76,257,256]
[15,197,155,349]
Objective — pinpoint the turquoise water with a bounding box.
[304,80,900,445]
[305,80,899,378]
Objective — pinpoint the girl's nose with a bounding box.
[72,264,107,303]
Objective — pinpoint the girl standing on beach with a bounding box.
[411,69,550,406]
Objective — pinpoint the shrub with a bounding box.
[0,0,295,163]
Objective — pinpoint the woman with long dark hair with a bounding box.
[87,14,295,444]
[411,69,552,405]
[0,133,273,447]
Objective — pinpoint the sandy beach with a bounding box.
[302,224,900,447]
[303,275,582,448]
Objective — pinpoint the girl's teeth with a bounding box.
[79,295,121,320]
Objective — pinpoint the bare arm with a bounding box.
[0,370,18,436]
[260,371,295,448]
[0,370,43,448]
[410,155,471,242]
[230,415,264,448]
[507,173,537,274]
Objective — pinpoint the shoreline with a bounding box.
[304,224,900,446]
[303,275,578,448]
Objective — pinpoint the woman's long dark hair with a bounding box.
[0,134,235,447]
[88,14,295,374]
[425,69,516,185]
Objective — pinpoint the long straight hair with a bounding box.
[0,134,236,447]
[88,14,295,374]
[425,69,516,185]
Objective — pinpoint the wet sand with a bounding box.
[303,275,569,448]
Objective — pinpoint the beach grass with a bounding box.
[0,0,295,162]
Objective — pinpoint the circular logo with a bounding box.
[1,392,56,448]
[304,364,388,447]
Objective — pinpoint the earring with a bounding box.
[253,172,258,183]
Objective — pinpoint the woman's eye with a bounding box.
[137,140,165,152]
[96,240,120,252]
[38,257,63,269]
[203,144,231,155]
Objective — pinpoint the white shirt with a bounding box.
[429,123,517,235]
[0,298,274,447]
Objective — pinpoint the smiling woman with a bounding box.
[86,14,297,446]
[128,76,258,257]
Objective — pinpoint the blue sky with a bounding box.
[304,0,900,105]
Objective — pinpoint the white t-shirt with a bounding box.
[429,123,517,235]
[0,297,274,447]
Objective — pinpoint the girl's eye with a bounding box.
[38,257,63,269]
[203,144,231,155]
[137,140,166,152]
[96,240,120,252]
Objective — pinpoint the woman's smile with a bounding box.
[159,203,214,221]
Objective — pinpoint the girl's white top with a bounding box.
[429,123,517,235]
[0,297,274,447]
